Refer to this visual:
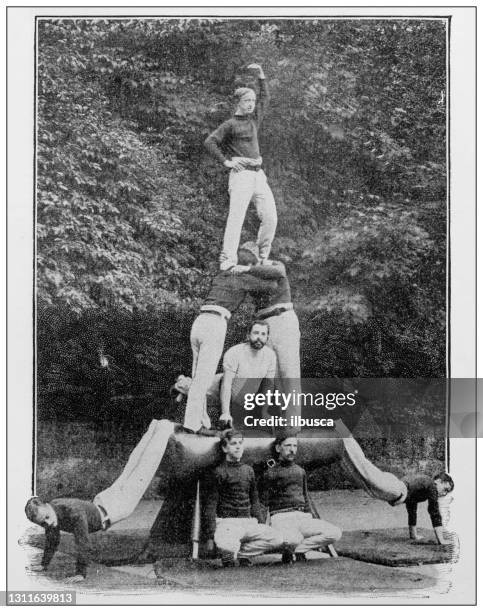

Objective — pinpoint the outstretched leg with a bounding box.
[340,436,408,503]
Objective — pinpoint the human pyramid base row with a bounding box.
[24,430,454,580]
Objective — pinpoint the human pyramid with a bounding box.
[183,62,300,436]
[24,64,454,581]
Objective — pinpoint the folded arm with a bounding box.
[246,261,286,280]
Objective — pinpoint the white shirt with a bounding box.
[223,342,276,402]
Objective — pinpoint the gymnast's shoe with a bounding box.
[221,552,236,568]
[132,542,157,565]
[281,550,294,564]
[388,489,408,506]
[238,557,253,568]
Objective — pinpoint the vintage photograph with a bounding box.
[5,6,477,605]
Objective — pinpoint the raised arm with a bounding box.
[247,63,269,125]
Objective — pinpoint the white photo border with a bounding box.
[5,4,477,605]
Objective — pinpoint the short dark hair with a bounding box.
[220,429,244,448]
[272,434,298,456]
[434,472,454,491]
[238,249,258,266]
[25,496,46,523]
[249,320,270,334]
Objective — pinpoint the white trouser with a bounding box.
[340,437,408,503]
[94,420,175,524]
[264,309,301,420]
[221,169,277,268]
[214,517,283,560]
[270,511,342,554]
[183,313,227,432]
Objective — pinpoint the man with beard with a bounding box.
[260,436,342,563]
[219,320,276,428]
[247,248,301,428]
[183,245,283,436]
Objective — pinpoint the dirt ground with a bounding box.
[105,488,436,532]
[15,490,455,603]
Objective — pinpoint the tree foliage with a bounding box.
[37,18,447,384]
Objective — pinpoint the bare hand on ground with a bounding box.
[410,538,439,545]
[437,539,453,546]
[65,575,85,583]
[29,564,46,572]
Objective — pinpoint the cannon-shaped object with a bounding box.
[159,427,343,478]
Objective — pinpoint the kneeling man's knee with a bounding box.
[282,528,304,549]
[329,525,342,543]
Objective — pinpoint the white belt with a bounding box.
[200,304,231,320]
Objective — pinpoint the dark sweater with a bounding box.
[204,78,269,165]
[42,499,103,577]
[203,461,264,539]
[260,462,310,515]
[203,270,278,313]
[251,262,291,311]
[403,475,442,528]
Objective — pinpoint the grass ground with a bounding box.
[18,490,457,602]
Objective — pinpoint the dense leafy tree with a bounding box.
[37,18,447,404]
